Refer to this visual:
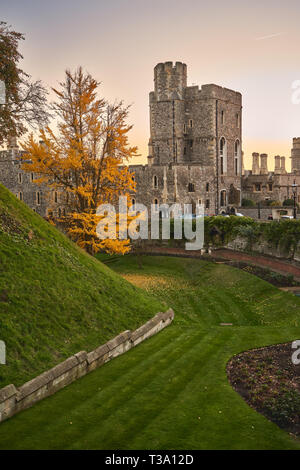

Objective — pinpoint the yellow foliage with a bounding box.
[21,67,138,255]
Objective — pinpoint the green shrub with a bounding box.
[235,223,261,248]
[264,390,300,426]
[241,198,256,207]
[169,215,300,253]
[283,198,298,207]
[263,219,300,252]
[269,200,281,207]
[204,216,256,246]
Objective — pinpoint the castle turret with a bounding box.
[252,152,260,175]
[291,138,300,172]
[149,62,187,165]
[154,61,187,101]
[260,153,268,174]
[274,155,281,174]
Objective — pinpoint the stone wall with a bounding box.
[225,236,300,263]
[0,308,174,424]
[237,206,296,220]
[0,146,67,218]
[129,163,217,215]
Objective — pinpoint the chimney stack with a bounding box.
[252,152,260,175]
[260,153,268,174]
[7,135,18,150]
[280,156,286,174]
[274,155,281,174]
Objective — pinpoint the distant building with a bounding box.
[242,139,300,206]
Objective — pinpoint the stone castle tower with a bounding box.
[129,61,243,214]
[147,61,242,175]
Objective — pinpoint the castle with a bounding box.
[1,61,300,219]
[242,140,300,205]
[128,61,242,215]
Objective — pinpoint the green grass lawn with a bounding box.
[0,185,163,388]
[0,255,300,449]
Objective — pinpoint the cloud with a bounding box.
[255,32,286,41]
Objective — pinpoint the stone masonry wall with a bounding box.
[225,236,300,263]
[129,163,217,215]
[0,308,174,424]
[0,147,69,219]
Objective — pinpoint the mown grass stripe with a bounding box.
[67,328,218,449]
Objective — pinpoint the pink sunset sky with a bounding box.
[2,0,300,170]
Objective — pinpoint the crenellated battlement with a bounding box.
[292,137,300,147]
[154,61,187,100]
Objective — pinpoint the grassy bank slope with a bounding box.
[0,185,163,388]
[0,256,299,449]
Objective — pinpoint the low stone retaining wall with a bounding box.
[225,236,300,264]
[0,308,174,423]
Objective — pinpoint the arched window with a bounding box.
[19,191,23,201]
[54,192,58,203]
[234,140,241,176]
[153,175,158,189]
[220,137,225,155]
[220,190,226,207]
[58,208,61,218]
[219,137,227,175]
[234,140,238,156]
[153,198,159,212]
[131,198,136,210]
[36,191,41,205]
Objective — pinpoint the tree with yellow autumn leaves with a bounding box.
[22,67,137,254]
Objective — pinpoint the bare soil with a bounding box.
[227,342,300,437]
